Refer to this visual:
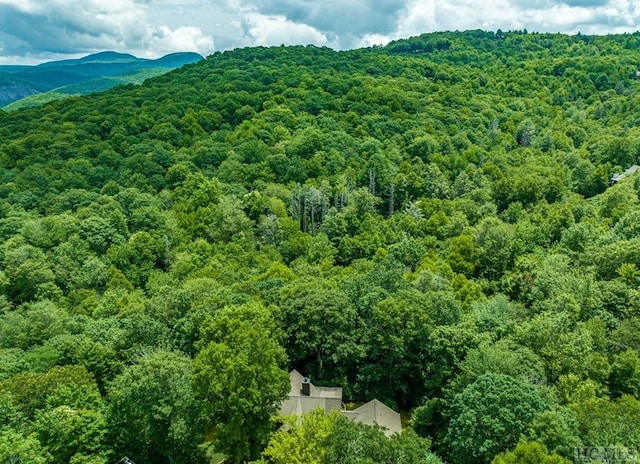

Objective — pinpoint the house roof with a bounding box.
[280,370,402,435]
[343,399,402,436]
[288,369,342,399]
[279,370,343,416]
[279,395,343,416]
[610,164,640,185]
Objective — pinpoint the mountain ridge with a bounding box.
[0,50,204,109]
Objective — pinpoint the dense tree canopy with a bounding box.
[2,29,640,463]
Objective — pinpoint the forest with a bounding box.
[1,29,640,463]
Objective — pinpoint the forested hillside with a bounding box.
[0,51,203,110]
[1,30,640,464]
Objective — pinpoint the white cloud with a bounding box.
[523,4,595,31]
[394,0,525,35]
[145,25,214,56]
[359,33,394,48]
[355,0,640,48]
[0,0,215,62]
[1,0,640,63]
[240,11,329,47]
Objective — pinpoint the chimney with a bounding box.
[302,377,311,396]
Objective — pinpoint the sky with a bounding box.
[0,0,638,64]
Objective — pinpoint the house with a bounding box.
[115,458,136,464]
[343,399,403,436]
[610,164,640,185]
[279,369,343,416]
[279,370,402,436]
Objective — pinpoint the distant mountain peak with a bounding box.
[36,51,141,67]
[153,52,204,66]
[79,51,140,62]
[1,51,203,109]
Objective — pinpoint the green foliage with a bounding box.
[358,289,433,407]
[445,373,551,464]
[449,339,546,394]
[0,428,48,464]
[261,409,440,464]
[107,350,205,464]
[514,311,596,382]
[573,394,640,449]
[280,279,360,381]
[261,409,336,464]
[0,300,67,349]
[1,240,56,302]
[491,441,572,464]
[35,406,107,464]
[193,302,289,463]
[609,349,640,397]
[0,365,103,420]
[0,390,23,430]
[526,408,582,459]
[325,420,440,464]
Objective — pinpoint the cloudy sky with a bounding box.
[0,0,638,64]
